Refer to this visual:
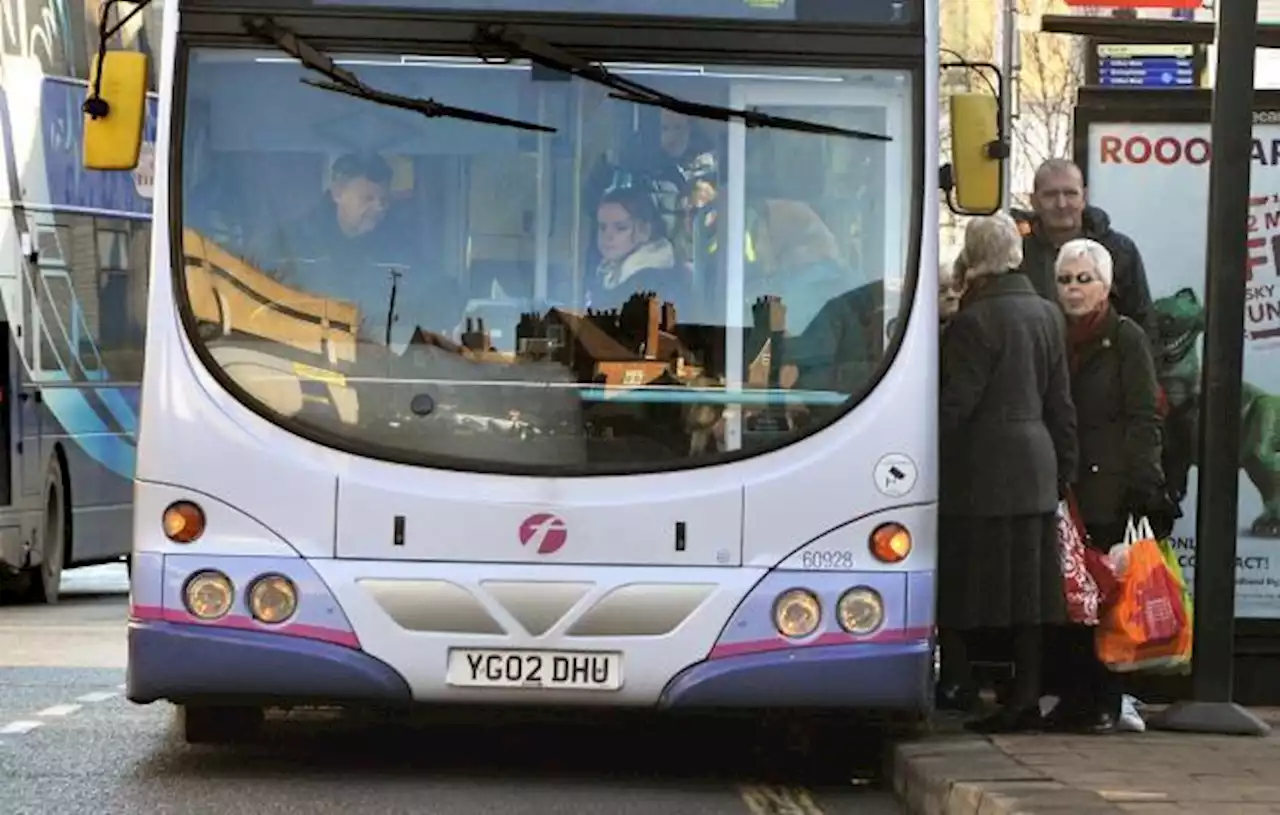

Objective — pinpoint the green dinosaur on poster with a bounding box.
[1154,288,1280,538]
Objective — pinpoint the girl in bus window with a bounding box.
[586,186,688,314]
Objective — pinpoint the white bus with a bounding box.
[0,0,162,603]
[87,0,1000,742]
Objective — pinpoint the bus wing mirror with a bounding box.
[945,93,1007,216]
[83,51,148,171]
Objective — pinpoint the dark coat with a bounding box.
[940,274,1079,517]
[1068,309,1165,527]
[246,198,468,341]
[1012,206,1156,342]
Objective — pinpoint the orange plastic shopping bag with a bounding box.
[1095,517,1191,673]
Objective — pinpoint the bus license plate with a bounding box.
[446,649,623,691]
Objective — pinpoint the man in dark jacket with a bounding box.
[1011,159,1156,341]
[250,153,466,345]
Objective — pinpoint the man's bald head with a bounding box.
[1031,158,1086,242]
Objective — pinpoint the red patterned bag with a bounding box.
[1058,492,1114,625]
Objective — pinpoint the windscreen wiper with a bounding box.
[242,17,556,134]
[473,24,890,142]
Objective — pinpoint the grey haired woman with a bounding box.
[937,212,1079,733]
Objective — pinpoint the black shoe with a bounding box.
[1041,704,1089,733]
[936,682,979,712]
[964,704,1044,734]
[1085,712,1118,735]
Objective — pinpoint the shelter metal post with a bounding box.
[1147,0,1271,738]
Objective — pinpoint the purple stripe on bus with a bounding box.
[661,640,933,710]
[132,605,359,649]
[126,620,411,706]
[710,625,931,659]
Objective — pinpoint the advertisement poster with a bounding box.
[1084,117,1280,619]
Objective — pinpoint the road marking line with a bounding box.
[76,691,118,703]
[0,721,42,735]
[738,785,824,815]
[37,704,82,717]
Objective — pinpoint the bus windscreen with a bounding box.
[307,0,918,25]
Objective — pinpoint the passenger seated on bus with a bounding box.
[586,186,689,314]
[584,109,719,269]
[778,278,886,403]
[248,153,466,349]
[743,198,852,335]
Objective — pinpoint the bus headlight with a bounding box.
[163,501,206,543]
[869,522,911,563]
[772,588,821,639]
[248,575,298,625]
[836,587,884,635]
[184,571,234,620]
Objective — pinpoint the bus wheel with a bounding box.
[179,704,264,745]
[24,457,67,605]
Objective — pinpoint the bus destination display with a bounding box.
[308,0,918,25]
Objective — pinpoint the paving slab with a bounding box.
[892,708,1280,814]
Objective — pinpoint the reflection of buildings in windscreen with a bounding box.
[181,227,364,426]
[516,293,697,387]
[514,291,725,456]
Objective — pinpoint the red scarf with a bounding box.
[1066,302,1110,374]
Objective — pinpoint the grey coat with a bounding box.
[940,274,1079,517]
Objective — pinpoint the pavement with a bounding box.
[0,564,903,815]
[891,708,1280,814]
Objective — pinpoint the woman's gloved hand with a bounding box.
[1058,480,1072,502]
[1125,487,1184,540]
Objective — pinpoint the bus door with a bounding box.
[0,321,13,507]
[723,81,907,447]
[15,247,42,499]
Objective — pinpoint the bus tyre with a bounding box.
[179,704,264,744]
[25,457,67,605]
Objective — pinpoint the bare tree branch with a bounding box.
[1011,0,1084,207]
[937,0,1084,231]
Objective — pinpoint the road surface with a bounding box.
[0,564,904,815]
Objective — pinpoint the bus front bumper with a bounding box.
[126,620,413,706]
[128,552,935,711]
[126,619,932,711]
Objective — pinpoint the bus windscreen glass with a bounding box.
[307,0,919,24]
[178,50,915,474]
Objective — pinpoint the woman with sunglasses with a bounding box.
[1047,237,1176,734]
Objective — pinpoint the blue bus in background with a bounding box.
[0,0,159,603]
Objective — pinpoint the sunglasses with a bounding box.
[1056,273,1097,286]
